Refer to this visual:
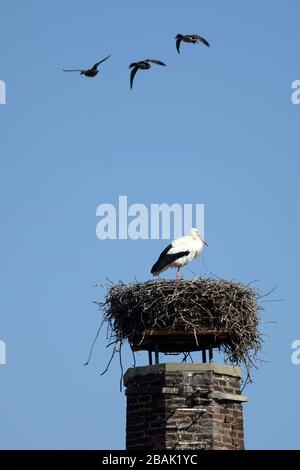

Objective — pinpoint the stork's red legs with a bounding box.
[176,268,182,280]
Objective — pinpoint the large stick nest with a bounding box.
[97,278,262,372]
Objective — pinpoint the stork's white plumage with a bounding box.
[151,228,207,279]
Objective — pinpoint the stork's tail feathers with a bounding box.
[151,257,171,276]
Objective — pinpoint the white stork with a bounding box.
[151,228,207,279]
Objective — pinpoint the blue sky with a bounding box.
[0,0,300,450]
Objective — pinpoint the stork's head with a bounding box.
[175,34,183,39]
[190,228,208,246]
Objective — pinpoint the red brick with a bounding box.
[125,365,246,450]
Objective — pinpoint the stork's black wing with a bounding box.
[198,36,210,47]
[147,59,166,66]
[176,37,182,54]
[130,65,139,89]
[151,244,189,275]
[93,54,111,69]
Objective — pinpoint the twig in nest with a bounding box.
[84,318,105,366]
[100,343,118,376]
[119,342,124,392]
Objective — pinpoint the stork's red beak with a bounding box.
[197,233,208,246]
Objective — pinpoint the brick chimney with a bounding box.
[124,363,248,450]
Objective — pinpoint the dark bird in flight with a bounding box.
[129,59,166,89]
[63,55,111,77]
[175,34,210,54]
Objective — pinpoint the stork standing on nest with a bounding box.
[151,228,207,279]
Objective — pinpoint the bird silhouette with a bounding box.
[63,55,111,77]
[151,228,207,279]
[175,34,210,54]
[129,59,166,89]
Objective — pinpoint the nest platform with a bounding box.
[131,328,230,352]
[98,278,262,370]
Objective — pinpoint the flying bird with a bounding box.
[129,59,166,89]
[151,228,207,279]
[175,34,210,54]
[63,55,111,77]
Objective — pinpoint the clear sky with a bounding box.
[0,0,300,450]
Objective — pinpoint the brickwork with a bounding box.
[124,363,248,450]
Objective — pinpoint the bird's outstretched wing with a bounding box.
[198,36,210,47]
[93,54,111,69]
[147,59,166,66]
[63,69,82,72]
[130,65,139,89]
[176,37,182,54]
